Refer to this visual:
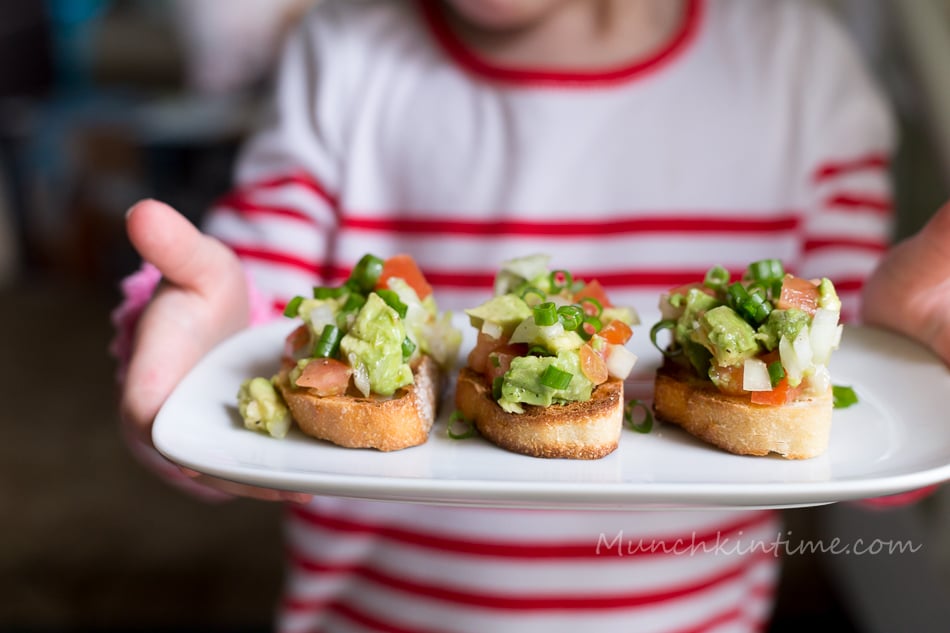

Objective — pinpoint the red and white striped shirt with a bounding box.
[201,0,895,630]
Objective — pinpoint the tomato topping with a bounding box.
[709,364,745,396]
[580,343,608,385]
[295,358,353,396]
[776,275,819,315]
[750,377,803,406]
[283,324,310,361]
[598,320,633,345]
[573,279,613,309]
[485,348,520,386]
[376,254,433,300]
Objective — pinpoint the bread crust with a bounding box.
[275,355,440,451]
[653,361,832,459]
[455,367,623,459]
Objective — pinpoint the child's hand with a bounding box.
[862,201,950,365]
[122,200,312,504]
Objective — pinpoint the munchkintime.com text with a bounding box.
[596,530,923,557]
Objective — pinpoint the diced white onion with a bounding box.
[810,308,840,365]
[780,329,814,386]
[742,358,772,391]
[349,354,371,397]
[793,328,813,368]
[306,304,336,333]
[605,344,638,380]
[481,320,504,340]
[805,365,831,396]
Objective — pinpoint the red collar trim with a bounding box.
[419,0,703,88]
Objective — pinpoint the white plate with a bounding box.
[153,315,950,510]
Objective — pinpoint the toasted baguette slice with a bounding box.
[653,361,832,459]
[455,367,623,459]
[275,355,440,451]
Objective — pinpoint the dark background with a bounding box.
[1,1,948,632]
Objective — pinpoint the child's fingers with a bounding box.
[125,199,237,293]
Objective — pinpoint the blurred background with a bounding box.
[1,1,949,632]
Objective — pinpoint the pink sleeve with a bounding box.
[109,263,277,502]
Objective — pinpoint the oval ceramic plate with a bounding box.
[153,315,950,510]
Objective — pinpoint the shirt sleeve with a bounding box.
[794,4,898,323]
[201,2,356,310]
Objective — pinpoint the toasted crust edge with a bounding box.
[454,367,623,460]
[653,362,832,459]
[275,355,440,451]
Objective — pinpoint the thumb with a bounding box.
[126,199,236,293]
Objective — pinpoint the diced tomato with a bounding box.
[295,358,353,396]
[709,364,745,396]
[283,324,310,362]
[573,279,613,309]
[776,275,819,315]
[467,333,528,376]
[485,348,521,386]
[750,376,803,406]
[598,320,633,345]
[580,343,609,385]
[376,254,433,300]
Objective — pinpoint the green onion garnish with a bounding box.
[832,385,859,409]
[313,286,345,300]
[519,285,547,306]
[283,295,305,318]
[447,410,477,440]
[401,336,416,361]
[767,361,785,387]
[528,345,552,357]
[580,315,602,340]
[313,324,342,358]
[342,292,367,313]
[747,258,784,282]
[578,296,603,317]
[624,399,654,433]
[375,289,408,319]
[650,319,680,356]
[550,269,574,292]
[539,365,573,390]
[491,376,504,400]
[348,254,384,292]
[557,305,583,331]
[703,265,730,291]
[533,302,558,326]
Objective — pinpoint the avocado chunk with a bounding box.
[693,305,758,367]
[340,293,413,396]
[756,308,811,351]
[497,350,593,414]
[465,294,534,337]
[238,377,292,438]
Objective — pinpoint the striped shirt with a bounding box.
[201,0,895,630]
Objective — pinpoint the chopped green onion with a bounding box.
[283,295,305,318]
[578,296,603,317]
[491,376,505,401]
[550,269,574,292]
[519,285,547,306]
[580,315,602,340]
[342,292,367,313]
[747,259,784,282]
[727,282,750,308]
[401,336,416,361]
[703,265,730,291]
[375,289,408,319]
[348,254,384,292]
[533,302,558,326]
[650,319,681,356]
[832,385,859,409]
[528,345,552,357]
[313,286,345,299]
[557,305,583,331]
[540,365,573,390]
[624,399,654,433]
[767,361,785,387]
[447,410,477,440]
[313,324,342,358]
